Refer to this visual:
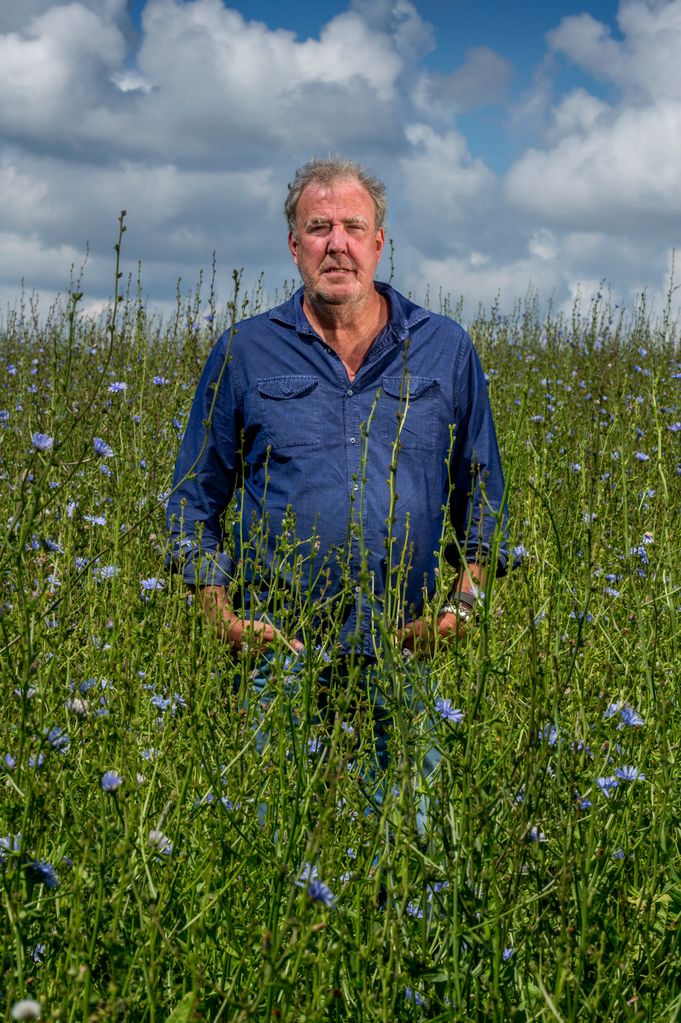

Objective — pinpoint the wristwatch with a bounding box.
[439,602,474,624]
[439,587,478,624]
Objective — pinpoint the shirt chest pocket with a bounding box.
[257,375,321,448]
[380,375,440,451]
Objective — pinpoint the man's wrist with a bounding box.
[439,585,479,624]
[439,602,474,625]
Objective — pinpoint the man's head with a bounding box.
[285,157,387,309]
[284,157,387,239]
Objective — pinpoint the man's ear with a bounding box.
[288,230,298,264]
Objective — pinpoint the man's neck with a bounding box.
[302,287,389,382]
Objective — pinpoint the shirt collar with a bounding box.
[268,282,430,342]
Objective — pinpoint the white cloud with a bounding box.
[547,88,609,142]
[506,1,681,236]
[505,100,681,232]
[396,123,495,251]
[413,46,513,118]
[548,0,681,101]
[0,4,127,143]
[0,0,680,325]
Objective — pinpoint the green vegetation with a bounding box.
[1,234,680,1020]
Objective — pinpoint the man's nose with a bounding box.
[327,224,348,251]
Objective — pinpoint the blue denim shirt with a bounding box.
[166,283,507,652]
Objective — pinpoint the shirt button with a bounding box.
[349,436,357,444]
[347,388,354,396]
[354,483,359,491]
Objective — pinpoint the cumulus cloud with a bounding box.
[413,46,513,119]
[0,0,679,323]
[506,101,681,233]
[548,0,681,102]
[506,0,681,237]
[396,124,495,256]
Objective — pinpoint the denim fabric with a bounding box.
[247,649,442,834]
[166,283,508,654]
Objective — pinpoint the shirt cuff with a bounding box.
[167,545,234,588]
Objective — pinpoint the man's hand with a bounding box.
[398,611,466,655]
[196,586,304,654]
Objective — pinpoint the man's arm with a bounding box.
[398,561,486,653]
[195,585,303,653]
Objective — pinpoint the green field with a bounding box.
[1,246,680,1021]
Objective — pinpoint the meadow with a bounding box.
[1,228,680,1022]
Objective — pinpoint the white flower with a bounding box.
[11,1000,42,1020]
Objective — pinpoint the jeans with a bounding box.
[246,647,442,835]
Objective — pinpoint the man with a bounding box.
[166,156,507,659]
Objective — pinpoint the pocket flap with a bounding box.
[257,375,318,400]
[381,375,438,400]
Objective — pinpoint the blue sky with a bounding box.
[1,0,680,322]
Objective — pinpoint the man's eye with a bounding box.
[309,225,330,235]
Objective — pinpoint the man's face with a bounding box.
[288,177,385,308]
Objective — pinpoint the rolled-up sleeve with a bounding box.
[447,335,508,576]
[165,332,240,587]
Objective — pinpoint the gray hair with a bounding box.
[284,156,387,237]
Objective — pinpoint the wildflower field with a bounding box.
[1,240,680,1021]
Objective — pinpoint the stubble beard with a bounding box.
[300,266,365,309]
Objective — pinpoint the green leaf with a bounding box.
[165,991,197,1023]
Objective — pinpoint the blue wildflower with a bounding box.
[307,878,336,907]
[45,726,69,753]
[83,514,107,526]
[405,987,427,1006]
[93,437,114,457]
[619,705,644,728]
[538,723,558,746]
[435,698,464,723]
[31,432,54,452]
[26,859,59,888]
[502,947,514,961]
[32,943,46,964]
[634,451,650,462]
[596,776,619,797]
[406,900,424,919]
[140,577,165,600]
[152,375,169,385]
[101,770,122,792]
[108,381,127,393]
[148,830,172,856]
[93,564,118,581]
[615,765,646,782]
[0,834,21,863]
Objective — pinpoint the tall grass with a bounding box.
[1,236,680,1021]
